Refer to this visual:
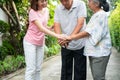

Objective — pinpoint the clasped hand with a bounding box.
[56,34,72,48]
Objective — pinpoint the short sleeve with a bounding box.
[85,14,107,46]
[77,1,87,18]
[54,6,60,23]
[29,9,39,22]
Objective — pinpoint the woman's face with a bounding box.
[60,0,73,10]
[38,0,47,9]
[88,0,98,11]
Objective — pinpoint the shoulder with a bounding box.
[73,0,86,9]
[74,0,86,6]
[29,9,37,14]
[93,11,108,23]
[55,4,63,11]
[98,10,108,18]
[43,7,49,14]
[79,0,86,4]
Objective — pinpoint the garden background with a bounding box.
[0,0,120,77]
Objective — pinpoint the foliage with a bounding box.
[0,0,29,76]
[109,2,120,51]
[47,0,59,26]
[109,0,120,10]
[0,40,14,60]
[45,35,60,57]
[47,4,56,26]
[0,0,29,57]
[44,0,60,57]
[0,55,25,76]
[0,20,10,33]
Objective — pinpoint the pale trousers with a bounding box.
[89,55,110,80]
[23,40,44,80]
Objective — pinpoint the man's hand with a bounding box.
[57,34,71,48]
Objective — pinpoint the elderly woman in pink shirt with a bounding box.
[23,0,64,80]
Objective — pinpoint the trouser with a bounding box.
[89,55,110,80]
[23,40,44,80]
[61,47,86,80]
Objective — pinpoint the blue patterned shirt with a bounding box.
[84,10,112,57]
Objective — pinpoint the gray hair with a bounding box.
[93,0,109,12]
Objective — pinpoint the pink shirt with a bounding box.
[24,8,49,46]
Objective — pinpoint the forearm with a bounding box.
[53,22,61,34]
[34,20,57,37]
[71,31,89,40]
[71,17,85,35]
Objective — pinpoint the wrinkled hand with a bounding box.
[58,39,70,48]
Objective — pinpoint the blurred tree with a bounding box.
[109,2,120,52]
[0,0,29,56]
[109,0,120,10]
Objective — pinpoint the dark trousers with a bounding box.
[61,47,86,80]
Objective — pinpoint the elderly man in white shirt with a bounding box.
[54,0,87,80]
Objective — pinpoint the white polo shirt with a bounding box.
[54,0,87,50]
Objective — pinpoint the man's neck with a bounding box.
[66,0,73,10]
